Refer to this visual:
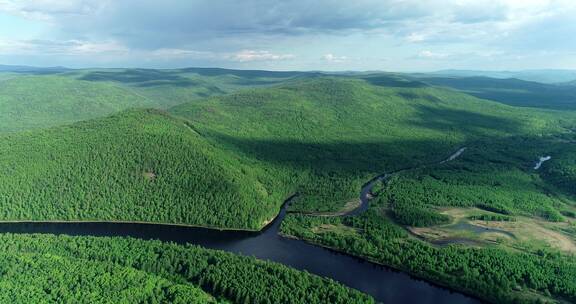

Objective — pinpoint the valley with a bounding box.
[0,67,575,303]
[3,2,576,303]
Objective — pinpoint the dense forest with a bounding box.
[1,76,567,230]
[0,68,305,133]
[280,132,576,303]
[171,77,567,214]
[281,208,576,304]
[0,75,154,133]
[0,109,286,229]
[384,137,576,225]
[0,233,372,304]
[1,69,576,303]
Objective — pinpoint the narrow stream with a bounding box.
[534,156,551,170]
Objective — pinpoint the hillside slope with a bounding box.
[261,79,576,303]
[72,68,311,109]
[411,75,576,110]
[0,109,281,229]
[0,68,316,133]
[171,77,565,212]
[1,74,575,303]
[0,76,157,133]
[424,69,576,84]
[2,76,573,229]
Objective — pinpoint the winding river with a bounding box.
[0,147,480,304]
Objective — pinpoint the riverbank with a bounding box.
[0,194,300,233]
[279,232,486,303]
[0,147,485,303]
[288,199,361,217]
[0,215,479,303]
[279,145,576,303]
[0,219,262,232]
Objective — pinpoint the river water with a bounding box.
[0,147,480,303]
[0,201,479,303]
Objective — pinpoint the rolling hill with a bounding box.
[0,68,315,133]
[0,75,574,228]
[0,75,157,133]
[171,77,567,212]
[1,71,576,303]
[0,109,283,229]
[0,76,572,229]
[0,64,69,73]
[72,68,314,108]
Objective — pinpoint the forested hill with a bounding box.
[0,75,156,133]
[1,69,575,303]
[172,77,557,163]
[170,77,568,213]
[0,109,281,229]
[0,68,315,133]
[0,76,573,229]
[269,79,576,304]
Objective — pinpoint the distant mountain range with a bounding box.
[426,69,576,84]
[407,75,576,110]
[0,64,69,73]
[3,64,576,84]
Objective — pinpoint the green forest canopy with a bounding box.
[0,76,574,230]
[0,233,371,304]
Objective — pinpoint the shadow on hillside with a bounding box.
[357,74,428,88]
[421,77,576,110]
[192,104,526,172]
[80,68,321,88]
[208,132,576,204]
[206,133,464,173]
[411,104,523,135]
[178,68,318,79]
[396,91,443,103]
[80,69,201,88]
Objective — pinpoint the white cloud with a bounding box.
[230,50,295,62]
[0,38,127,55]
[406,33,427,43]
[69,40,127,54]
[323,53,347,63]
[151,48,215,58]
[417,50,449,59]
[0,39,32,54]
[1,0,576,70]
[0,0,107,21]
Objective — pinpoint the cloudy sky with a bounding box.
[0,0,575,71]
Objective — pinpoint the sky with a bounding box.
[0,0,575,71]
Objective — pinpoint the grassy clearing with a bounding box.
[278,101,576,303]
[409,207,576,254]
[282,203,576,304]
[311,223,360,237]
